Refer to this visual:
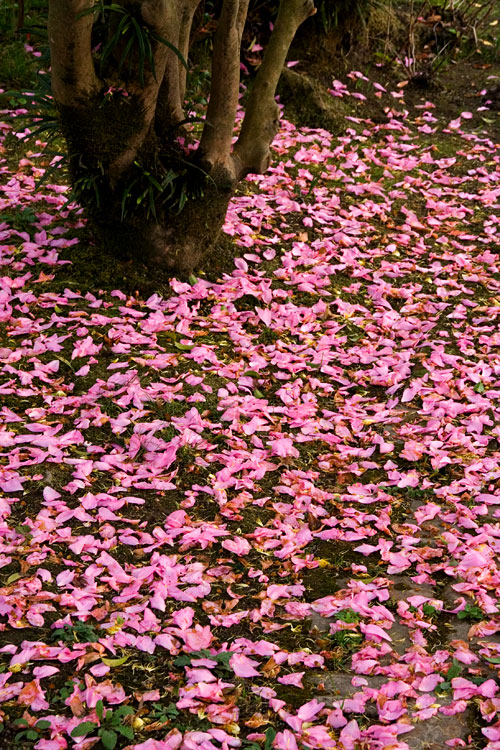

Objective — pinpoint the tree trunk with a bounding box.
[91,169,235,273]
[47,0,317,274]
[59,99,235,273]
[17,0,25,31]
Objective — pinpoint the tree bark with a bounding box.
[155,3,184,138]
[198,0,249,175]
[48,0,100,106]
[17,0,25,31]
[48,0,317,274]
[155,0,201,140]
[177,0,202,103]
[107,1,175,180]
[233,0,316,178]
[91,166,234,273]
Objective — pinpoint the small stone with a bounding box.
[307,671,386,705]
[389,620,414,655]
[390,575,435,602]
[405,707,473,750]
[309,611,332,633]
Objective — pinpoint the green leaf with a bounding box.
[101,13,128,73]
[264,727,276,750]
[457,604,484,621]
[469,675,488,686]
[101,654,130,667]
[96,699,105,721]
[474,382,486,393]
[26,730,39,740]
[6,572,21,584]
[131,17,146,86]
[55,355,75,371]
[35,720,51,730]
[150,30,188,69]
[174,342,194,351]
[115,724,134,739]
[114,706,134,719]
[336,608,360,624]
[71,721,98,738]
[174,649,211,667]
[486,657,500,664]
[446,659,461,680]
[117,34,135,76]
[76,5,101,17]
[99,728,118,750]
[143,30,155,81]
[188,274,197,286]
[253,389,265,399]
[177,187,188,213]
[215,651,232,669]
[165,703,179,717]
[174,654,191,667]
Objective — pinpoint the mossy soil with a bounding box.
[1,10,500,749]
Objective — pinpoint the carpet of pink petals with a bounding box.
[1,76,500,750]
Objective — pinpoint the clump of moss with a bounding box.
[277,68,349,133]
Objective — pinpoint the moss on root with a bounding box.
[277,68,349,133]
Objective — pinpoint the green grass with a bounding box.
[0,40,36,88]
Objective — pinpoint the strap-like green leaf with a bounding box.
[130,18,146,86]
[150,30,188,70]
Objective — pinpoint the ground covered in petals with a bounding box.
[1,74,500,750]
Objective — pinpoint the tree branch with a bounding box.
[198,0,249,171]
[177,0,202,103]
[109,0,176,180]
[232,0,315,178]
[154,1,184,139]
[48,0,100,106]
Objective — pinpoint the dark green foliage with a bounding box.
[149,702,180,722]
[422,603,438,617]
[6,72,60,147]
[0,41,36,87]
[457,603,485,621]
[14,718,51,744]
[315,0,374,32]
[71,703,135,749]
[119,163,182,221]
[0,1,49,87]
[0,0,46,36]
[2,1,195,228]
[335,608,361,624]
[0,205,37,235]
[329,629,363,648]
[438,659,462,692]
[49,621,100,644]
[79,2,187,85]
[173,649,232,670]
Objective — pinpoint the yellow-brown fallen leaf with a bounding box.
[244,712,270,729]
[261,656,281,678]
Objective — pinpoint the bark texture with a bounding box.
[48,0,100,105]
[48,0,316,273]
[233,0,316,178]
